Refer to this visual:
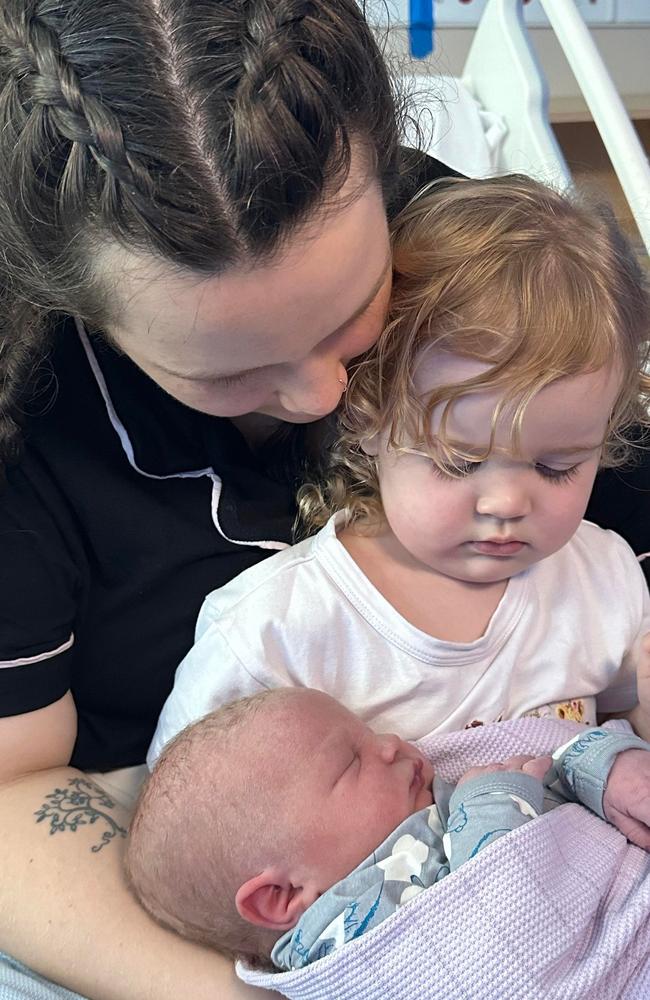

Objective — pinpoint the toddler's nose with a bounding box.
[475,483,532,520]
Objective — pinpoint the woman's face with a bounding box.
[104,174,391,422]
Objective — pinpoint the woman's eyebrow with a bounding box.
[323,253,392,341]
[156,255,391,383]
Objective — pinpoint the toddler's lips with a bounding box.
[472,540,525,556]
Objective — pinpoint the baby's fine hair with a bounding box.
[126,689,302,969]
[0,0,401,474]
[300,174,650,531]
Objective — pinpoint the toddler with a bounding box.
[148,174,650,767]
[128,688,650,971]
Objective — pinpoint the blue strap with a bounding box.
[409,0,435,58]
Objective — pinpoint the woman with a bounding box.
[0,2,646,999]
[0,2,449,997]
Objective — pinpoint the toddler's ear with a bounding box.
[235,871,318,930]
[360,433,379,457]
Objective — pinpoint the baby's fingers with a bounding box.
[522,755,553,782]
[458,755,550,787]
[613,812,650,852]
[457,762,506,785]
[500,755,538,771]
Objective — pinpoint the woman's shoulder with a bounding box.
[18,317,133,469]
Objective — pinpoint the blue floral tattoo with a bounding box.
[35,778,127,853]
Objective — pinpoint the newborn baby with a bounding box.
[126,688,650,972]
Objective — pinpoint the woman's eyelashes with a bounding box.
[210,371,255,389]
[206,308,377,393]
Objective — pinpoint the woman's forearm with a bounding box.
[0,766,280,1000]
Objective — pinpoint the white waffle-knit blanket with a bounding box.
[238,716,650,1000]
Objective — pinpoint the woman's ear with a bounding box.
[235,871,318,930]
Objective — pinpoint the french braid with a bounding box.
[0,0,400,472]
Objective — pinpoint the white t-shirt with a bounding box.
[148,515,648,766]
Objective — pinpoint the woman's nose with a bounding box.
[276,358,348,418]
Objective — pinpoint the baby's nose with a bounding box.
[377,733,404,763]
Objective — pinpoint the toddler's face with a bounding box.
[277,692,434,892]
[373,350,621,586]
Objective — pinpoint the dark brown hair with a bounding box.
[0,0,401,471]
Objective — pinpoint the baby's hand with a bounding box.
[457,755,552,787]
[603,749,650,850]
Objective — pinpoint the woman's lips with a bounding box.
[471,540,525,556]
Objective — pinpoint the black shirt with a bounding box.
[0,151,458,770]
[0,321,303,769]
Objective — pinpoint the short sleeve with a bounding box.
[0,460,82,716]
[596,529,650,714]
[146,616,267,767]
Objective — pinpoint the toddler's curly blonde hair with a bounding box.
[299,174,650,533]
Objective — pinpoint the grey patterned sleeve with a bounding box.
[550,727,650,819]
[443,772,545,872]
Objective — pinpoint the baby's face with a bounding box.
[274,692,434,893]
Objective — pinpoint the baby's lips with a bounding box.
[420,754,435,787]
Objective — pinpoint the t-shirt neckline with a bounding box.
[314,512,530,666]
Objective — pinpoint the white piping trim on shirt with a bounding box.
[75,318,211,481]
[1,633,74,669]
[75,318,288,552]
[209,475,288,551]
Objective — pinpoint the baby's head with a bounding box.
[126,688,433,967]
[300,174,650,584]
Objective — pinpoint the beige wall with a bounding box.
[377,26,650,120]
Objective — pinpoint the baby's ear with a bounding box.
[235,871,318,930]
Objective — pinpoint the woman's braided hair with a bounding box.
[0,0,401,472]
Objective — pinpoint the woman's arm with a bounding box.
[0,695,280,1000]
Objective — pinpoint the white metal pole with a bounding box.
[540,0,650,254]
